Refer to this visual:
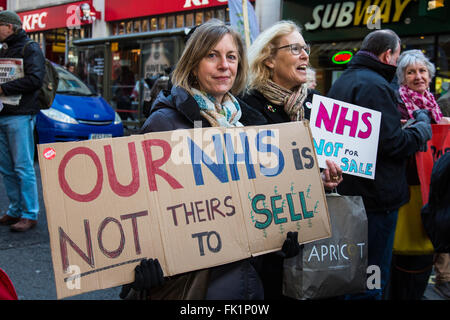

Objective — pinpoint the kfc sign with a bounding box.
[18,1,100,32]
[105,0,252,21]
[183,0,227,8]
[0,0,6,11]
[22,12,47,31]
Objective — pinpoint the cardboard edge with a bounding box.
[303,121,333,239]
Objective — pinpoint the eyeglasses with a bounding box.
[276,43,310,56]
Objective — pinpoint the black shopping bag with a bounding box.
[283,193,368,299]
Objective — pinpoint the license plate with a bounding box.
[89,133,112,139]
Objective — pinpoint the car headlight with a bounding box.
[114,111,122,125]
[41,108,78,124]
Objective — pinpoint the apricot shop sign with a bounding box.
[38,122,331,299]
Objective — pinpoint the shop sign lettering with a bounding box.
[183,0,227,9]
[22,12,47,30]
[305,0,414,31]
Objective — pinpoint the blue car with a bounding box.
[36,64,123,144]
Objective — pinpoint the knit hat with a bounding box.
[0,10,22,27]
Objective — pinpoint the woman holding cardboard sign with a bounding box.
[241,20,342,190]
[120,19,301,300]
[240,20,344,300]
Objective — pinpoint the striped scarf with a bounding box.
[191,88,243,127]
[258,80,308,121]
[399,84,443,124]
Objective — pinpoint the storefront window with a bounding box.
[185,13,194,27]
[401,36,435,58]
[437,35,450,96]
[309,41,361,94]
[110,6,231,36]
[119,22,125,35]
[167,16,175,29]
[134,20,141,33]
[138,37,181,120]
[110,41,140,121]
[215,8,225,21]
[142,19,149,32]
[126,21,133,34]
[150,17,157,30]
[195,12,203,25]
[204,10,213,22]
[176,14,184,28]
[159,16,167,30]
[77,46,105,96]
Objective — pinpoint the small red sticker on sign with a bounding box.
[43,147,56,160]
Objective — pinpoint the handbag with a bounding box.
[282,193,368,299]
[393,185,434,255]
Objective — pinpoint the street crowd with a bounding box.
[0,10,449,301]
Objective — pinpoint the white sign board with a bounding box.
[309,95,381,180]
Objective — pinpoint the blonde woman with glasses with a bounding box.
[241,20,343,300]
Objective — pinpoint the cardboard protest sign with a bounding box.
[415,124,450,204]
[38,122,331,299]
[309,95,382,180]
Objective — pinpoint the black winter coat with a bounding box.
[141,86,267,133]
[0,29,45,115]
[240,87,321,300]
[421,152,450,253]
[140,86,266,299]
[327,53,425,213]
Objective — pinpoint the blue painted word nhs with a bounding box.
[187,130,315,186]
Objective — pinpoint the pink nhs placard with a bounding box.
[309,94,381,180]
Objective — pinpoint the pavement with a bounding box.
[0,162,121,300]
[0,161,447,300]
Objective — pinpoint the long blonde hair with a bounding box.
[172,19,248,96]
[247,20,301,91]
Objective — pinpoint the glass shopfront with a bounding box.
[283,0,450,97]
[18,1,97,66]
[75,34,184,130]
[75,3,230,132]
[77,45,105,96]
[28,27,90,66]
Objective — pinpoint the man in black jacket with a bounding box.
[0,11,45,232]
[327,29,432,299]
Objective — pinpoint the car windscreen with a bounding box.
[56,66,95,96]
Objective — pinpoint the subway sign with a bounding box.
[304,0,414,31]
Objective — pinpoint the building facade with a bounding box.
[6,0,273,128]
[282,0,450,96]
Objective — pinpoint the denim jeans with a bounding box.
[0,115,39,220]
[345,209,399,300]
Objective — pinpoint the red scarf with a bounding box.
[399,84,443,123]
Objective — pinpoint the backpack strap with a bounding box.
[21,39,34,57]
